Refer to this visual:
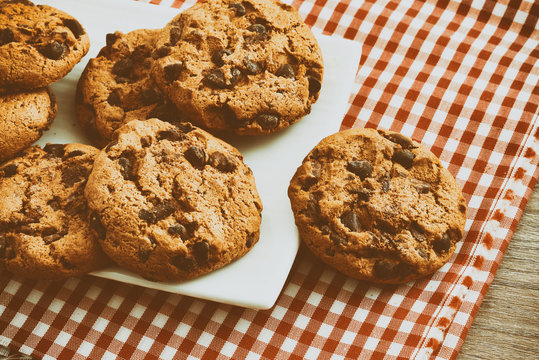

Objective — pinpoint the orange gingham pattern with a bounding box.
[1,0,538,359]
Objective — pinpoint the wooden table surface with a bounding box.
[458,184,539,359]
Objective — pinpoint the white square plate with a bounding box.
[36,0,361,309]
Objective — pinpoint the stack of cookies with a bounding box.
[0,0,90,161]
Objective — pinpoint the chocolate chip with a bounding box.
[152,46,171,59]
[381,179,390,193]
[193,241,209,264]
[118,157,133,180]
[330,232,347,246]
[141,88,162,105]
[373,260,396,279]
[105,32,118,47]
[346,160,373,180]
[392,150,415,169]
[203,69,226,88]
[229,2,246,16]
[184,146,206,169]
[154,200,176,221]
[1,164,17,177]
[171,254,195,271]
[43,233,62,245]
[301,175,318,191]
[64,150,85,158]
[107,90,122,106]
[385,133,415,149]
[40,41,66,60]
[243,58,262,75]
[169,26,181,45]
[256,113,279,130]
[341,211,360,232]
[112,57,133,78]
[308,76,322,97]
[157,128,185,142]
[248,24,267,35]
[0,28,14,46]
[410,221,426,243]
[246,233,255,248]
[378,220,395,235]
[230,67,242,86]
[209,152,236,172]
[62,18,85,39]
[138,248,152,262]
[163,63,182,83]
[139,208,156,224]
[175,122,195,133]
[168,224,187,238]
[276,64,295,78]
[356,189,371,202]
[62,165,87,187]
[211,49,232,67]
[89,212,106,238]
[43,144,66,158]
[433,231,452,253]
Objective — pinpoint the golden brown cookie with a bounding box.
[151,0,323,135]
[0,87,57,162]
[288,128,467,284]
[0,144,109,280]
[0,0,90,93]
[84,119,263,281]
[76,29,183,147]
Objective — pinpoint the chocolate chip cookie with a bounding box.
[151,0,323,135]
[0,143,109,280]
[84,119,262,281]
[288,128,467,284]
[0,87,57,162]
[76,29,183,147]
[0,0,90,93]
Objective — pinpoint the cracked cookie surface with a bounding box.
[84,119,262,281]
[288,128,467,284]
[0,87,57,162]
[0,0,90,93]
[0,143,109,279]
[151,0,323,135]
[76,29,183,147]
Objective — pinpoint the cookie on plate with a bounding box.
[76,29,183,147]
[288,128,467,284]
[0,144,109,280]
[84,118,263,281]
[0,87,57,162]
[0,0,90,93]
[151,0,323,135]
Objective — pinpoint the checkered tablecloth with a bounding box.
[1,0,538,359]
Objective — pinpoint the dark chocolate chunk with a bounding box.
[381,179,390,193]
[61,165,87,187]
[230,67,242,86]
[276,64,295,78]
[1,164,17,177]
[152,45,171,59]
[211,49,232,67]
[175,122,195,133]
[209,152,236,172]
[141,88,162,105]
[139,208,156,224]
[112,57,134,78]
[243,58,262,75]
[164,63,183,83]
[157,128,185,142]
[171,253,195,271]
[229,2,246,16]
[118,156,133,180]
[356,189,371,202]
[154,200,176,221]
[40,41,66,60]
[107,90,122,106]
[43,144,66,158]
[346,160,373,180]
[89,212,106,238]
[385,133,415,149]
[373,260,396,279]
[378,220,395,235]
[246,233,255,248]
[168,224,187,238]
[203,69,226,88]
[64,150,85,159]
[169,26,181,45]
[62,18,85,39]
[256,113,279,130]
[248,23,267,35]
[105,32,118,47]
[193,240,209,264]
[433,231,451,253]
[392,150,415,169]
[0,28,14,46]
[308,76,322,97]
[341,211,360,232]
[43,233,62,245]
[184,146,206,169]
[138,248,152,262]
